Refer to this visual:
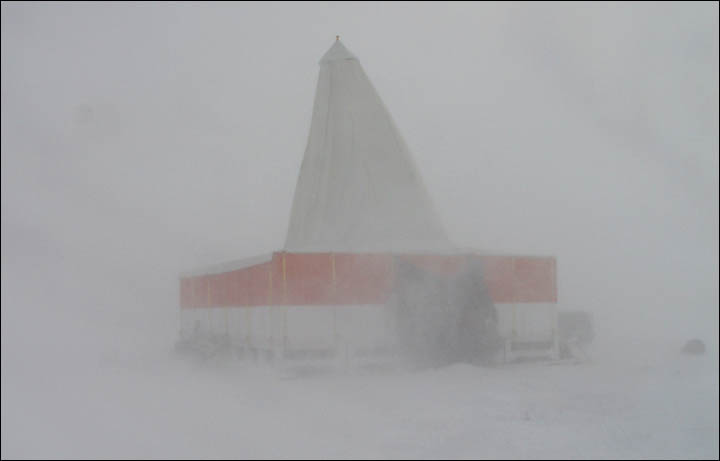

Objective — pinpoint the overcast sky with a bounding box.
[2,2,718,353]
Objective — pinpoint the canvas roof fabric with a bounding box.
[284,39,453,253]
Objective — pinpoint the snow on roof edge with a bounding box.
[180,246,556,278]
[180,252,274,278]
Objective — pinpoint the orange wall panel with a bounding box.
[335,253,394,304]
[227,269,249,306]
[269,253,284,305]
[194,276,210,308]
[476,255,556,303]
[219,272,233,307]
[513,257,556,302]
[480,255,515,303]
[284,252,334,305]
[207,273,218,307]
[247,262,270,306]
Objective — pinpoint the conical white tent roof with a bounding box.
[284,40,452,253]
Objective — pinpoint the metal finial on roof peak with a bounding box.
[319,37,356,64]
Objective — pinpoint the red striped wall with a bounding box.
[334,253,394,305]
[179,252,557,308]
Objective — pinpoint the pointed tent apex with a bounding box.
[287,40,450,252]
[319,39,356,64]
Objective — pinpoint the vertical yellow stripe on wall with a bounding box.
[511,256,517,339]
[268,265,274,347]
[282,253,288,350]
[331,253,337,345]
[282,253,287,300]
[331,253,336,283]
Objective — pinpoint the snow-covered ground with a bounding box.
[2,322,717,459]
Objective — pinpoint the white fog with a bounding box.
[1,2,718,459]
